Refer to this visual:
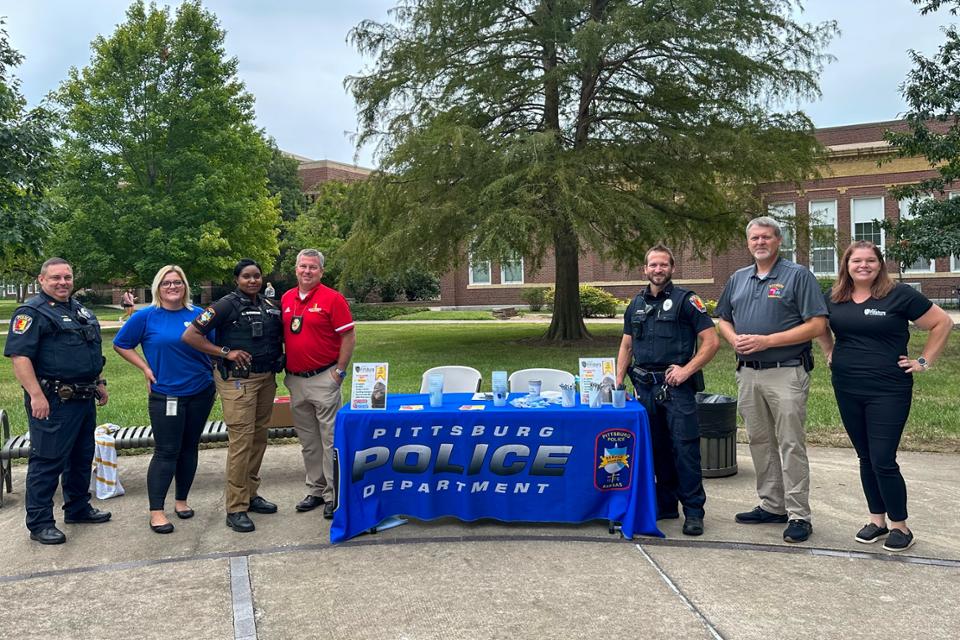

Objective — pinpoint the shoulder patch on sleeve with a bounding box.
[689,295,707,314]
[197,307,216,326]
[12,314,33,334]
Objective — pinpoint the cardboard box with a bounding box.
[267,395,293,428]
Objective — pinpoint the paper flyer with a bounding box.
[350,362,389,410]
[578,357,616,404]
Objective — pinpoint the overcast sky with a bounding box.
[0,1,954,169]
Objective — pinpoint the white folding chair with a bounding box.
[508,368,575,393]
[419,366,483,393]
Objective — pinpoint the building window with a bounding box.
[500,254,524,285]
[767,203,795,263]
[851,197,884,246]
[5,284,14,295]
[898,197,935,273]
[468,255,491,285]
[809,200,838,275]
[951,192,960,272]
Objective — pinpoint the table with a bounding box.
[331,393,662,543]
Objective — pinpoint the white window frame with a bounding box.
[5,284,14,295]
[951,192,960,272]
[500,254,524,285]
[851,196,885,248]
[467,254,492,285]
[767,202,796,263]
[808,199,838,276]
[898,196,935,273]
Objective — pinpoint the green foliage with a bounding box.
[544,285,620,317]
[704,299,718,316]
[816,277,835,295]
[883,0,960,266]
[344,0,836,339]
[51,0,280,286]
[521,287,549,311]
[0,20,56,283]
[349,304,428,321]
[282,180,356,287]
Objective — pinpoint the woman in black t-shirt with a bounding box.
[817,241,951,552]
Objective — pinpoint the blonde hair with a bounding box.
[150,265,193,310]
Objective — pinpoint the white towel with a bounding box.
[90,424,125,499]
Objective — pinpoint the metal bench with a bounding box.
[0,409,296,508]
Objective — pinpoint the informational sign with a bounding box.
[578,357,616,404]
[350,362,389,410]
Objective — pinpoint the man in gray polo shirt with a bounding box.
[716,216,827,543]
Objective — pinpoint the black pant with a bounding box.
[24,393,96,533]
[833,387,912,522]
[146,384,216,511]
[632,380,706,519]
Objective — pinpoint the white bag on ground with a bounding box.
[90,423,125,499]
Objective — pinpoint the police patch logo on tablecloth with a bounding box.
[197,307,216,326]
[594,428,635,491]
[767,283,785,298]
[689,295,707,313]
[11,314,33,334]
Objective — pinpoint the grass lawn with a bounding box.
[392,310,494,320]
[0,300,120,322]
[1,323,957,451]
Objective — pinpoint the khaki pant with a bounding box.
[285,372,343,503]
[216,372,277,513]
[736,366,811,521]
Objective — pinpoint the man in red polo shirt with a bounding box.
[282,249,356,519]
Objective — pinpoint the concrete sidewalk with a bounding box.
[0,443,957,640]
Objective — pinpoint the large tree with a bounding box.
[0,19,56,296]
[345,0,836,339]
[52,0,279,286]
[884,0,960,270]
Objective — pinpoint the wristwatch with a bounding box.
[917,356,929,370]
[220,346,231,356]
[335,368,346,379]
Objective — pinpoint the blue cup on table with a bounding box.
[428,373,444,407]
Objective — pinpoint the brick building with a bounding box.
[293,156,372,203]
[439,120,960,306]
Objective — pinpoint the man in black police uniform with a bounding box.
[4,258,111,544]
[616,244,719,536]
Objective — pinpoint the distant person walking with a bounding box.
[121,289,136,321]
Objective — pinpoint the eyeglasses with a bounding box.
[160,280,184,288]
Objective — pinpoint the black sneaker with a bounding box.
[783,519,813,543]
[682,516,704,536]
[883,528,916,552]
[855,523,889,544]
[735,505,788,524]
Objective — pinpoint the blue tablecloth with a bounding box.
[331,392,662,543]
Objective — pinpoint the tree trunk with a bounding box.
[546,218,590,341]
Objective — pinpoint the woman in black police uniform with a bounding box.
[181,259,284,533]
[4,258,112,545]
[817,241,951,552]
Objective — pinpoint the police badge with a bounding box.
[290,316,303,334]
[594,429,635,491]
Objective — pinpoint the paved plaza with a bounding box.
[0,443,957,639]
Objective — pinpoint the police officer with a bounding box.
[615,244,719,536]
[4,258,111,544]
[181,259,284,533]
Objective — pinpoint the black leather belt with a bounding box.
[39,379,99,400]
[737,359,802,370]
[286,362,337,378]
[630,366,667,385]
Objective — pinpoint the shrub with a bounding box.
[542,285,619,317]
[816,277,835,295]
[520,287,549,311]
[704,299,718,316]
[349,304,428,321]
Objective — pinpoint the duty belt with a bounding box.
[39,379,99,401]
[630,366,667,385]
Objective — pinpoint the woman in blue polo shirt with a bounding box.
[114,265,215,534]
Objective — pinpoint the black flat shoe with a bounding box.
[30,526,66,545]
[175,508,195,520]
[64,507,112,524]
[150,521,175,534]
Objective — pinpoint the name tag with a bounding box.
[166,397,178,417]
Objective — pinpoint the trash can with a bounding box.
[696,392,738,478]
